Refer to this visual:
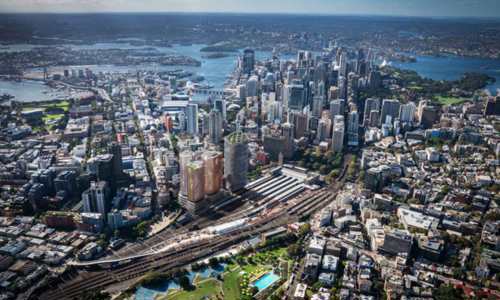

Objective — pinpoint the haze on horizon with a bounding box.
[0,0,499,18]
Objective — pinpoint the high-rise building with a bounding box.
[224,132,249,192]
[246,75,259,98]
[208,109,223,144]
[316,119,331,143]
[178,151,193,198]
[363,98,380,126]
[242,48,255,74]
[380,99,401,125]
[109,142,124,180]
[338,76,347,100]
[186,103,199,135]
[290,111,309,139]
[186,161,205,203]
[54,170,77,198]
[328,86,339,101]
[82,181,110,216]
[399,102,417,123]
[329,99,345,118]
[283,82,305,111]
[202,151,223,195]
[312,95,324,118]
[214,98,227,120]
[87,154,114,185]
[347,111,359,146]
[332,115,345,153]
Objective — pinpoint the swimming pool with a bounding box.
[252,272,280,291]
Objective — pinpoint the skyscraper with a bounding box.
[330,99,345,118]
[82,181,110,216]
[186,103,199,135]
[363,98,380,126]
[347,110,359,146]
[242,48,255,74]
[332,115,345,153]
[246,75,259,97]
[283,82,305,111]
[202,151,223,195]
[186,160,205,203]
[224,132,249,192]
[399,102,417,123]
[290,111,309,139]
[312,95,324,118]
[208,109,223,144]
[380,99,401,125]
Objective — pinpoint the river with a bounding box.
[0,42,499,102]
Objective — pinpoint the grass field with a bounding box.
[144,247,290,300]
[222,268,242,300]
[163,278,221,300]
[435,96,468,106]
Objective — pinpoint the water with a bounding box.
[134,263,226,300]
[393,55,500,93]
[0,79,71,102]
[0,43,289,102]
[252,272,280,291]
[1,42,499,102]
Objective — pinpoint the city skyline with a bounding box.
[1,0,499,18]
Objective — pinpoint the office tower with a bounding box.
[177,111,186,132]
[32,168,57,196]
[312,95,324,118]
[246,75,259,97]
[399,102,416,123]
[109,142,123,179]
[201,113,210,136]
[290,111,309,139]
[178,151,193,198]
[87,154,113,184]
[332,115,345,153]
[347,111,359,146]
[267,101,283,124]
[242,48,255,74]
[328,86,339,101]
[380,99,401,125]
[186,103,199,135]
[329,99,345,118]
[186,161,205,203]
[82,181,110,216]
[316,119,331,143]
[484,96,500,116]
[297,50,312,68]
[368,110,380,128]
[338,51,347,77]
[363,98,380,126]
[338,76,347,100]
[202,151,223,195]
[224,132,249,192]
[208,109,223,144]
[163,114,173,132]
[283,81,305,111]
[419,104,440,129]
[214,98,227,120]
[54,170,77,198]
[368,70,382,89]
[237,84,247,102]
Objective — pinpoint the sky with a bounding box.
[0,0,499,18]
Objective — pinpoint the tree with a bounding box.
[287,244,300,258]
[78,290,111,300]
[435,284,464,300]
[209,257,219,268]
[298,223,311,238]
[178,275,192,291]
